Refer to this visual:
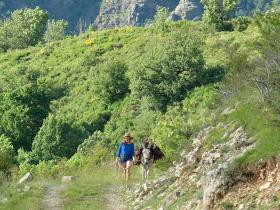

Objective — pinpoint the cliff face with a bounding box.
[0,0,273,31]
[0,0,103,32]
[170,0,203,21]
[0,0,205,30]
[94,0,203,29]
[94,0,181,29]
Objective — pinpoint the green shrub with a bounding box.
[44,19,68,43]
[152,86,219,158]
[0,135,14,172]
[232,16,251,31]
[31,114,83,162]
[68,143,111,169]
[0,7,48,51]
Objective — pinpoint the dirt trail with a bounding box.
[42,184,66,210]
[105,186,125,210]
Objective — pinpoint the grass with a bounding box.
[168,189,196,210]
[61,162,150,210]
[216,87,280,166]
[0,181,44,210]
[230,102,280,165]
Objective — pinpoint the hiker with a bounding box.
[116,132,135,181]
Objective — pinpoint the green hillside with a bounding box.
[0,5,279,210]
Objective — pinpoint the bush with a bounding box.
[152,86,219,158]
[31,114,83,162]
[128,28,205,108]
[68,143,111,169]
[0,135,14,172]
[232,16,251,31]
[0,7,48,51]
[201,0,238,31]
[92,60,129,103]
[44,19,68,43]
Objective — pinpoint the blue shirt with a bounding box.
[116,142,135,159]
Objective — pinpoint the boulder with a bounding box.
[18,172,33,184]
[62,176,76,183]
[0,197,8,204]
[259,182,271,191]
[201,152,221,165]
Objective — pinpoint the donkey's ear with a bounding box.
[147,143,153,149]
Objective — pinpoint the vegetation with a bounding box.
[201,0,239,30]
[0,7,48,51]
[0,4,279,209]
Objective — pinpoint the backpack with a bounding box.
[152,144,164,161]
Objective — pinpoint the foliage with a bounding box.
[31,114,83,162]
[232,16,251,31]
[128,28,206,108]
[92,60,129,103]
[68,143,111,169]
[152,86,219,158]
[44,19,68,43]
[0,70,56,151]
[0,7,48,51]
[0,135,14,172]
[201,0,239,30]
[152,6,171,32]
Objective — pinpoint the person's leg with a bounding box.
[125,160,133,181]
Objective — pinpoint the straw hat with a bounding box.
[124,132,133,139]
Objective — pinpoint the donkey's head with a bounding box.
[142,147,154,166]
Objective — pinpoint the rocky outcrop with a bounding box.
[0,0,273,30]
[170,0,203,21]
[124,124,256,210]
[94,0,181,29]
[18,172,33,185]
[61,176,76,183]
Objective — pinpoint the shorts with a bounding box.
[120,154,133,164]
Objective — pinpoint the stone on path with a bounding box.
[61,176,75,183]
[18,172,33,184]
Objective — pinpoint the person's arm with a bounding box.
[132,144,135,162]
[116,143,122,162]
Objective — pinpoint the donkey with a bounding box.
[141,144,154,179]
[138,140,164,179]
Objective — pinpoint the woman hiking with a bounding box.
[116,132,135,181]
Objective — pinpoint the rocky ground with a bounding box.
[122,122,280,209]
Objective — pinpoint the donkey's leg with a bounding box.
[142,165,145,179]
[145,167,148,179]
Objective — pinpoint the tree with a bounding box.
[44,19,68,43]
[152,6,170,32]
[31,114,83,162]
[0,135,14,172]
[129,29,205,109]
[0,7,48,51]
[201,0,239,30]
[0,70,55,151]
[92,60,129,103]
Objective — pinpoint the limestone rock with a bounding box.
[201,152,221,165]
[0,197,8,204]
[259,182,271,191]
[222,107,235,115]
[18,172,33,184]
[95,0,204,29]
[170,0,203,21]
[62,176,76,183]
